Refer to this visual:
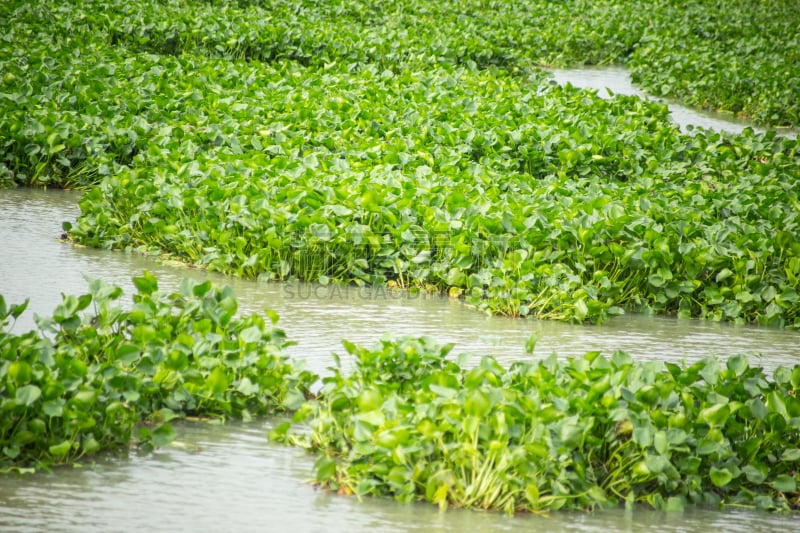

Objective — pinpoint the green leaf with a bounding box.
[341,340,358,355]
[654,430,668,455]
[268,422,291,442]
[42,400,64,417]
[82,436,101,454]
[524,332,540,354]
[428,384,457,398]
[10,299,29,320]
[282,389,306,411]
[699,358,720,386]
[16,385,42,407]
[314,456,337,482]
[525,484,540,505]
[742,464,766,484]
[715,269,733,283]
[771,474,797,493]
[664,496,685,512]
[133,271,159,295]
[236,377,259,396]
[710,466,733,487]
[633,425,653,447]
[698,403,730,427]
[726,355,748,377]
[239,325,262,344]
[48,440,72,458]
[206,366,230,395]
[464,390,491,417]
[355,409,385,427]
[781,448,800,462]
[748,398,768,420]
[309,223,332,241]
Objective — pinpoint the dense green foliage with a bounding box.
[3,0,800,513]
[628,0,800,127]
[284,336,800,512]
[2,0,798,129]
[5,281,800,513]
[0,275,314,471]
[3,0,798,326]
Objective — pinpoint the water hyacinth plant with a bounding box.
[4,281,800,515]
[0,274,314,472]
[3,0,800,327]
[3,0,800,518]
[284,336,800,513]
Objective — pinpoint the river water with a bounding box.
[2,70,800,531]
[548,66,797,138]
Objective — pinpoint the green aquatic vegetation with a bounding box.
[4,0,798,135]
[628,0,800,128]
[286,336,800,513]
[0,274,314,471]
[24,0,638,71]
[62,58,800,327]
[4,281,800,513]
[4,0,800,327]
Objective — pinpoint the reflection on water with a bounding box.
[0,423,792,533]
[0,420,794,533]
[548,66,796,138]
[1,189,800,531]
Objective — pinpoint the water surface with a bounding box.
[0,420,793,533]
[548,66,797,138]
[2,188,798,374]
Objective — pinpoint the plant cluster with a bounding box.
[5,281,800,514]
[0,274,314,472]
[2,0,799,326]
[284,336,800,513]
[4,0,797,129]
[629,0,800,127]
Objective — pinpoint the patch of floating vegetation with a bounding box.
[4,280,799,512]
[0,275,314,472]
[2,0,799,326]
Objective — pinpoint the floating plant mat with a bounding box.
[3,0,797,126]
[3,278,800,514]
[283,336,800,513]
[3,0,800,328]
[0,275,315,471]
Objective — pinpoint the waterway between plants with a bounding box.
[548,66,797,138]
[1,69,799,531]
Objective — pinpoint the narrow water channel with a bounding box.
[548,66,797,138]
